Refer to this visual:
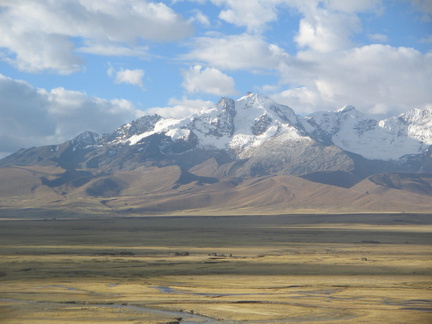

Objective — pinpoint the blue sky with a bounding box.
[0,0,431,156]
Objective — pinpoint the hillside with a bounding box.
[1,93,431,215]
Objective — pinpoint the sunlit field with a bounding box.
[0,213,431,323]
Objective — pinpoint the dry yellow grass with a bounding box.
[0,213,431,323]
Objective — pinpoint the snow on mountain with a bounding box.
[230,93,307,157]
[104,114,162,145]
[380,107,432,146]
[128,117,192,145]
[189,96,236,149]
[303,105,432,160]
[69,93,432,163]
[70,130,102,149]
[98,92,311,158]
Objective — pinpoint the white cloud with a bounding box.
[184,34,291,70]
[270,87,321,112]
[47,87,143,137]
[182,1,382,70]
[368,33,389,43]
[323,0,383,13]
[0,31,84,75]
[77,43,150,58]
[0,76,56,154]
[410,0,432,20]
[108,68,146,88]
[294,6,361,53]
[199,0,384,54]
[0,0,193,73]
[207,0,383,35]
[421,34,432,43]
[271,45,432,115]
[182,65,238,95]
[211,0,279,33]
[145,97,213,118]
[0,74,143,156]
[190,10,211,26]
[172,0,208,4]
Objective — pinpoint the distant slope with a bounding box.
[300,171,361,188]
[1,162,432,215]
[104,172,432,215]
[353,173,432,196]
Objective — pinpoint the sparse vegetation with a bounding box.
[0,213,431,323]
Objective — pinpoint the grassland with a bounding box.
[0,213,431,323]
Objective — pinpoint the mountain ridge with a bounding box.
[3,92,431,176]
[1,93,431,215]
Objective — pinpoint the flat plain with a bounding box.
[0,213,431,323]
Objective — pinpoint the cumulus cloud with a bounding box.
[115,69,145,88]
[272,45,432,115]
[0,0,193,73]
[182,65,238,95]
[295,8,361,53]
[108,66,145,88]
[208,0,382,35]
[0,74,143,157]
[77,43,150,58]
[288,0,382,53]
[192,0,384,55]
[46,88,143,136]
[184,34,291,70]
[212,0,279,33]
[0,76,56,155]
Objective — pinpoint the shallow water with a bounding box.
[0,297,220,323]
[151,285,265,297]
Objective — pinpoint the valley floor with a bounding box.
[0,213,431,323]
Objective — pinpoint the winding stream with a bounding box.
[0,297,221,323]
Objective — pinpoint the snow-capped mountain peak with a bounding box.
[2,93,432,180]
[174,93,305,154]
[380,107,432,146]
[304,104,432,160]
[336,104,357,113]
[101,92,309,156]
[70,130,102,148]
[222,93,307,155]
[68,93,432,163]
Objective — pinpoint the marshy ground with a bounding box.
[0,213,431,323]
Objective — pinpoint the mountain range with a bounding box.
[1,92,431,215]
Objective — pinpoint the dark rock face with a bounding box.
[420,146,432,173]
[252,114,273,136]
[236,142,356,177]
[104,114,161,143]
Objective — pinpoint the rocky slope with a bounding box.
[1,93,431,214]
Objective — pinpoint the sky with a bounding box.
[0,0,431,157]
